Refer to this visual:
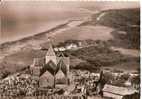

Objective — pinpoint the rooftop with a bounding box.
[103,84,137,96]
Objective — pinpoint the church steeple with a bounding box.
[46,37,56,56]
[45,37,57,64]
[46,44,56,56]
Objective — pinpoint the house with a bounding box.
[102,84,138,99]
[66,43,78,50]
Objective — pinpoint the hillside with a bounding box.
[82,8,140,49]
[64,40,139,71]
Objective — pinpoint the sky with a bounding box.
[0,1,140,44]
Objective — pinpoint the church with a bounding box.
[30,41,70,88]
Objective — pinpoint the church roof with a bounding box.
[57,57,70,66]
[55,69,66,79]
[39,71,54,87]
[46,44,56,56]
[40,60,57,76]
[103,84,137,96]
[56,59,67,76]
[47,60,57,72]
[40,70,54,78]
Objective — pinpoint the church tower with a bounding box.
[30,58,43,76]
[45,38,57,65]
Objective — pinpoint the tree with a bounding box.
[120,74,130,81]
[1,70,10,79]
